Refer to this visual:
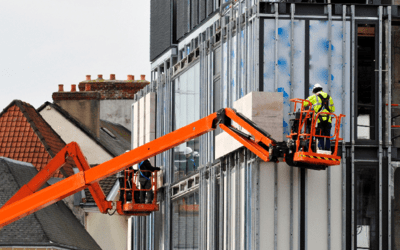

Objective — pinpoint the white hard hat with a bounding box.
[312,83,323,93]
[183,147,193,156]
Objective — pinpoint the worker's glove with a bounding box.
[155,167,161,171]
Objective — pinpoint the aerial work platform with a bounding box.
[0,99,344,227]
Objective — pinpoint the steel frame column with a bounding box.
[379,6,383,250]
[351,5,356,250]
[341,5,347,250]
[387,6,393,250]
[327,5,332,250]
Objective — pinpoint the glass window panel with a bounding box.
[172,201,180,248]
[173,64,201,182]
[171,192,199,249]
[356,166,378,249]
[214,47,221,76]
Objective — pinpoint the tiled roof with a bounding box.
[37,102,132,203]
[0,100,74,178]
[0,157,101,250]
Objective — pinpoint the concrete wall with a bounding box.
[86,212,128,250]
[39,107,113,165]
[100,99,135,131]
[258,162,343,250]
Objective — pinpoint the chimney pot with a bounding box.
[85,84,91,91]
[71,84,76,92]
[97,74,103,80]
[86,75,91,80]
[110,74,115,80]
[58,84,64,92]
[140,75,146,80]
[127,75,134,80]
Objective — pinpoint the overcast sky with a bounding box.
[0,0,150,109]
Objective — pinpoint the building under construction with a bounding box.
[130,0,400,249]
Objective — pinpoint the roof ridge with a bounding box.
[39,102,117,157]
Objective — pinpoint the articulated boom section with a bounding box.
[0,108,277,227]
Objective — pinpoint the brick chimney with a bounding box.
[52,86,101,138]
[77,74,150,130]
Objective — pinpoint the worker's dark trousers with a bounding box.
[317,121,332,150]
[139,179,153,204]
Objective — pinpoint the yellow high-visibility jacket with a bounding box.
[303,91,335,123]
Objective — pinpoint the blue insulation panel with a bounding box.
[264,19,350,142]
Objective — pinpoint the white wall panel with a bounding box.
[259,162,275,250]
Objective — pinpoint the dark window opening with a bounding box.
[357,24,376,141]
[355,165,378,249]
[393,168,400,249]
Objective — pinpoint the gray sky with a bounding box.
[0,0,150,109]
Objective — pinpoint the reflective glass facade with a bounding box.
[173,63,201,183]
[171,192,200,249]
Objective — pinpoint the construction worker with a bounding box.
[138,159,160,204]
[303,83,335,151]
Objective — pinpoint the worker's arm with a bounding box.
[329,96,335,113]
[303,96,313,107]
[141,159,161,171]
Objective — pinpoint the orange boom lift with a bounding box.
[0,99,344,228]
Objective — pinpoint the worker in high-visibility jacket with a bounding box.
[303,83,335,151]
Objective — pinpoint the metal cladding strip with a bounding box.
[250,153,255,249]
[290,4,295,118]
[236,5,240,103]
[379,6,383,250]
[327,5,332,250]
[274,2,279,92]
[244,1,249,95]
[0,172,86,228]
[254,157,261,249]
[236,152,241,250]
[211,41,215,162]
[219,163,224,250]
[271,11,278,250]
[341,5,347,250]
[351,5,356,250]
[290,5,295,250]
[141,216,145,250]
[218,164,226,249]
[200,42,204,167]
[388,6,392,250]
[245,150,249,250]
[227,155,231,250]
[274,161,278,250]
[228,7,232,108]
[255,9,260,92]
[221,17,225,108]
[305,168,308,250]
